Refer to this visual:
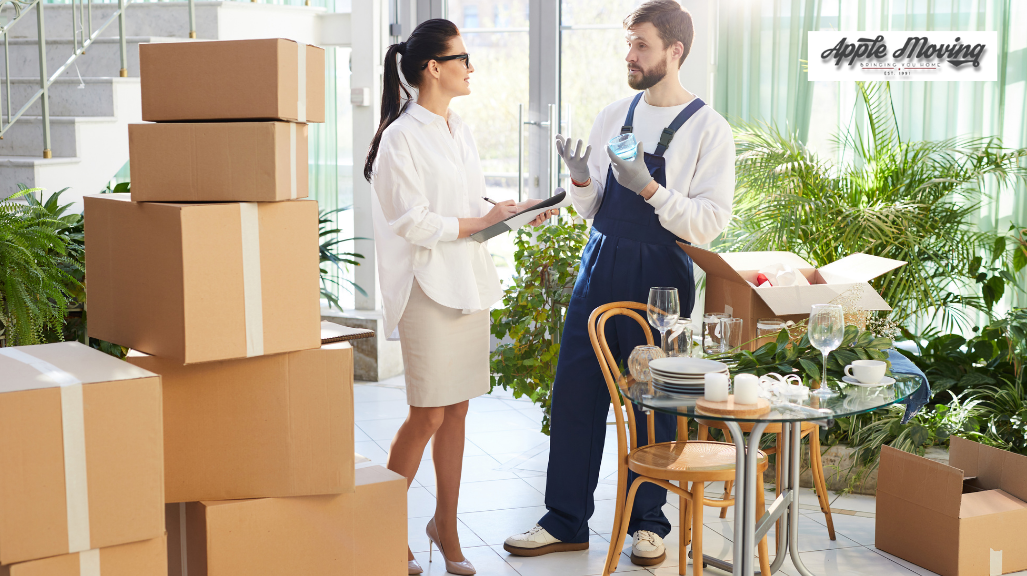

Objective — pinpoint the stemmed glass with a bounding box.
[808,304,845,398]
[647,287,680,353]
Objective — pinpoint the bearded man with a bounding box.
[503,0,736,567]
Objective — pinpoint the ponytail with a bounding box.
[363,19,461,182]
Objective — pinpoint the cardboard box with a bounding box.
[876,438,1027,576]
[165,466,407,576]
[85,194,321,364]
[125,343,355,503]
[0,536,167,576]
[129,122,309,203]
[0,342,164,565]
[679,244,905,350]
[140,39,325,123]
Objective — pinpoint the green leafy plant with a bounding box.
[318,206,366,310]
[727,81,1027,331]
[490,208,590,434]
[0,188,81,346]
[716,324,893,385]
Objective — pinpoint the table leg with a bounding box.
[767,422,790,574]
[787,421,817,576]
[725,422,746,575]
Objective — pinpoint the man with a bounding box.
[503,0,735,567]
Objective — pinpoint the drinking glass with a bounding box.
[667,319,694,357]
[608,132,639,161]
[647,287,680,352]
[808,304,845,398]
[756,318,787,348]
[628,345,666,383]
[721,318,744,352]
[702,312,731,355]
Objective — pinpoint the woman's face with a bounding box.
[431,35,474,98]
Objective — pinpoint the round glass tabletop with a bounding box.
[622,373,922,423]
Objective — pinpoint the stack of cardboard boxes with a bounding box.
[81,38,406,575]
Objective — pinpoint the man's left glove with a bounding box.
[605,142,653,194]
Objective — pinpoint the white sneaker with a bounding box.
[503,524,589,557]
[630,530,667,566]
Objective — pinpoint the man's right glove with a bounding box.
[555,134,592,185]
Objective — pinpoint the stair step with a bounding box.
[0,36,190,79]
[3,77,140,117]
[1,116,118,158]
[3,1,227,41]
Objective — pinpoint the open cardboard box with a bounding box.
[678,244,905,349]
[876,437,1027,576]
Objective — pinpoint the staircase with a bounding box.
[1,0,332,210]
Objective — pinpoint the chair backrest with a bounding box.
[587,301,655,456]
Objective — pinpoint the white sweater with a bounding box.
[570,94,736,245]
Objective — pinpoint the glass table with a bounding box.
[622,375,921,576]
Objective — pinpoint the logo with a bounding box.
[807,31,997,81]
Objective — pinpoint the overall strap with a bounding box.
[654,97,706,157]
[620,92,645,134]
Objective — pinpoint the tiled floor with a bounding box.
[353,377,1016,576]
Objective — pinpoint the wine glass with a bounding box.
[647,287,680,352]
[808,304,845,398]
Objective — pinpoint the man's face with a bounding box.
[625,22,675,90]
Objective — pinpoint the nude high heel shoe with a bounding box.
[426,517,476,575]
[408,559,423,574]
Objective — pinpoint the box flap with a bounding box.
[677,243,751,285]
[0,342,157,394]
[950,436,1027,503]
[879,445,963,518]
[752,282,893,315]
[720,251,814,272]
[959,489,1027,519]
[818,253,906,283]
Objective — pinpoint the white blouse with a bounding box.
[371,103,503,340]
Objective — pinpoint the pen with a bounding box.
[482,197,498,205]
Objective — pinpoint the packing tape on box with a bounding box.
[239,203,265,357]
[290,123,298,199]
[297,44,307,123]
[179,503,189,576]
[0,348,92,553]
[80,548,100,576]
[991,549,1002,576]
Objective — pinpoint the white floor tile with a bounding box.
[353,423,371,443]
[465,408,540,434]
[804,510,875,547]
[830,492,878,514]
[355,416,406,441]
[353,384,408,403]
[452,478,547,513]
[495,534,649,576]
[458,505,551,546]
[354,399,411,422]
[412,542,522,575]
[466,428,550,454]
[415,454,516,488]
[469,396,518,412]
[408,486,438,519]
[869,547,941,576]
[702,512,855,553]
[776,545,919,576]
[354,440,389,465]
[407,515,488,553]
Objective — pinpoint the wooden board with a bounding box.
[695,396,771,418]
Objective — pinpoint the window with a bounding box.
[463,5,479,28]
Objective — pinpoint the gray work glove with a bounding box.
[606,142,653,194]
[555,134,592,184]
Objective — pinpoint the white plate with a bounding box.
[842,375,895,387]
[650,367,729,378]
[649,357,729,376]
[650,373,727,384]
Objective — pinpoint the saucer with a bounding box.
[842,375,895,387]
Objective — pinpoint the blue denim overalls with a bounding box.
[539,93,707,543]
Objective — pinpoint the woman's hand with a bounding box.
[485,200,520,227]
[517,199,559,227]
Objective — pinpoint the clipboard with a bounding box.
[470,189,572,243]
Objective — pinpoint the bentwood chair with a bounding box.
[590,302,772,576]
[697,415,836,540]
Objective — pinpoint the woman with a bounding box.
[364,19,557,575]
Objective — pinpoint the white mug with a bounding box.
[845,360,887,384]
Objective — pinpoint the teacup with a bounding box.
[844,360,887,384]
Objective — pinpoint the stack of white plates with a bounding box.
[648,357,729,397]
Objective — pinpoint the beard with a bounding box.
[627,58,668,90]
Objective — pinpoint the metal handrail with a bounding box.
[0,0,198,157]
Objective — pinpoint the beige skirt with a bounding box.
[397,280,490,407]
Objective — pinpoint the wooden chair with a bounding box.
[589,302,772,576]
[697,419,836,540]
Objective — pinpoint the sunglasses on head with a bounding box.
[422,53,471,70]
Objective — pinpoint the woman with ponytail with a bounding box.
[365,18,557,575]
